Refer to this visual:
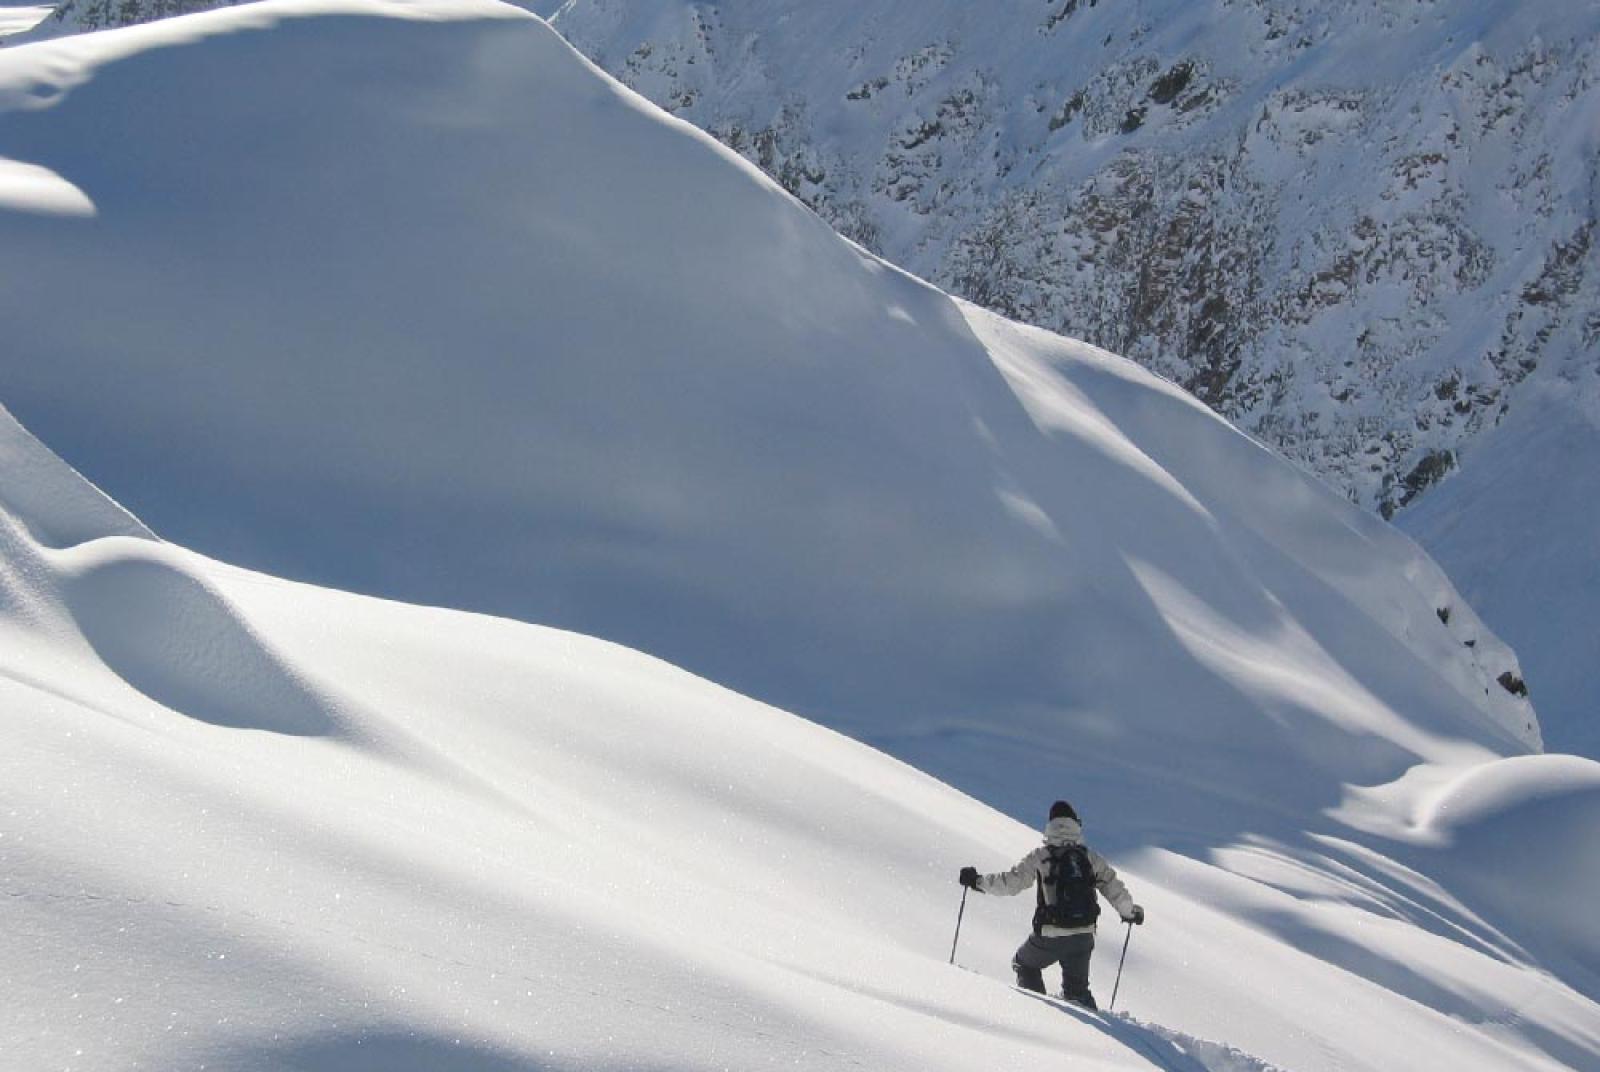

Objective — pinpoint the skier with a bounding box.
[959,800,1144,1008]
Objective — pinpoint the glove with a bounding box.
[959,866,981,890]
[1124,905,1145,925]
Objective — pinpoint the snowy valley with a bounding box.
[1,2,1599,1070]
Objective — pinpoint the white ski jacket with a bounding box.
[976,817,1135,937]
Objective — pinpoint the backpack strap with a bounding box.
[1033,846,1062,934]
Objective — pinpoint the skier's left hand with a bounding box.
[959,866,980,889]
[1124,905,1145,925]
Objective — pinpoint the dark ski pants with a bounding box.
[1013,932,1096,1006]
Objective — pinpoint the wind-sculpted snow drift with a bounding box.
[1,4,1597,1069]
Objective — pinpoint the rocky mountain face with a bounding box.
[545,0,1599,749]
[549,0,1596,519]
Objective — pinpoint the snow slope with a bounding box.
[1,4,1596,1068]
[1,400,1170,1072]
[4,404,1600,1072]
[543,0,1600,755]
[0,0,1535,792]
[1399,382,1600,757]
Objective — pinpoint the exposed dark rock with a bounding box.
[1049,90,1087,131]
[1150,61,1195,105]
[846,77,889,101]
[1497,671,1529,698]
[1381,448,1455,518]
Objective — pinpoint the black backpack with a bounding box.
[1033,845,1100,933]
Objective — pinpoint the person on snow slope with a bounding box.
[960,800,1144,1008]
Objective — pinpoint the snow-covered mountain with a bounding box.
[2,2,1598,1068]
[7,4,1593,752]
[0,0,1539,791]
[539,0,1600,756]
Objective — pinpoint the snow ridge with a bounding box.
[545,0,1600,752]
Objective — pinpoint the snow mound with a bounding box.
[0,408,333,741]
[0,156,94,215]
[1420,754,1600,982]
[57,538,339,736]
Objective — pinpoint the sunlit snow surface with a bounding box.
[0,5,51,38]
[0,156,93,215]
[0,3,1597,1070]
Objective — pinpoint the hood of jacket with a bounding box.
[1043,816,1084,845]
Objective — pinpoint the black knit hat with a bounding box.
[1049,800,1079,822]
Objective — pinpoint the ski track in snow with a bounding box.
[999,986,1294,1072]
[1124,1017,1294,1072]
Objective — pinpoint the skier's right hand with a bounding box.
[1124,905,1145,925]
[959,866,980,889]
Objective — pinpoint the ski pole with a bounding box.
[1108,919,1133,1012]
[948,886,969,965]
